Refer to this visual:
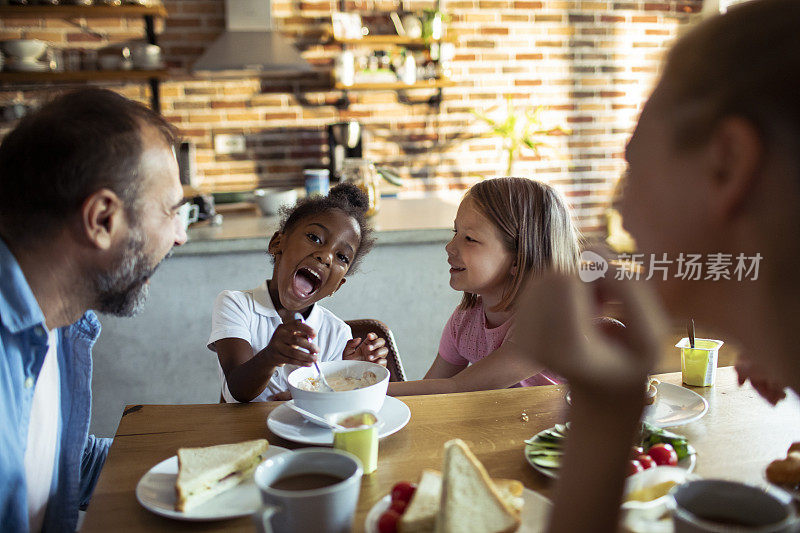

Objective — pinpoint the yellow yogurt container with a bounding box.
[330,411,380,475]
[676,338,724,387]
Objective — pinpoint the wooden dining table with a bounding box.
[81,367,800,532]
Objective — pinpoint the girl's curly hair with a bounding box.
[277,182,376,273]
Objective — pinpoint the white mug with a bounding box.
[131,43,162,69]
[253,448,362,533]
[178,202,199,229]
[669,479,799,532]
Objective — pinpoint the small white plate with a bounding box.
[135,445,289,521]
[364,487,552,533]
[267,396,411,445]
[645,382,708,428]
[566,382,708,428]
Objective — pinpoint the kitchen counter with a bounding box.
[177,195,463,256]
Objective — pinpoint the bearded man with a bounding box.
[0,88,187,532]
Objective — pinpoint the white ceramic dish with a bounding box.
[253,188,298,216]
[1,39,47,60]
[136,445,289,521]
[566,382,708,428]
[524,426,696,480]
[645,382,708,427]
[287,360,389,422]
[364,487,551,533]
[267,396,410,445]
[622,466,697,516]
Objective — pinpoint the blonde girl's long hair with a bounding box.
[459,177,581,312]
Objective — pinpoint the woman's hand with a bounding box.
[736,358,787,405]
[508,268,667,405]
[343,332,388,367]
[263,318,319,367]
[509,266,669,533]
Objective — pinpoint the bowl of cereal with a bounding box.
[287,360,389,423]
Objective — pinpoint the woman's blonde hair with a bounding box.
[655,0,800,157]
[459,177,581,312]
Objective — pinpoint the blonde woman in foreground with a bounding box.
[512,1,800,531]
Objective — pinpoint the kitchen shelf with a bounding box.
[331,35,455,46]
[0,69,168,83]
[0,5,167,18]
[0,5,166,112]
[333,78,455,91]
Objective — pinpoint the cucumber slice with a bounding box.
[526,449,564,457]
[531,455,562,469]
[526,439,562,450]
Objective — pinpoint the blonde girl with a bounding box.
[389,177,580,396]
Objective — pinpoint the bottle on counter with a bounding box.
[340,158,380,217]
[399,50,416,85]
[335,49,354,87]
[304,169,330,197]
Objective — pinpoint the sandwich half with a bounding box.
[174,439,269,512]
[400,469,523,533]
[435,439,521,533]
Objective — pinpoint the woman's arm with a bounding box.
[387,341,545,396]
[510,268,666,533]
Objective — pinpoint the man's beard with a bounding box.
[93,227,170,317]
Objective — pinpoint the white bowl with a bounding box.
[253,188,298,216]
[288,361,389,421]
[1,39,47,61]
[622,466,696,528]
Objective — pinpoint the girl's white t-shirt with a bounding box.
[207,281,352,402]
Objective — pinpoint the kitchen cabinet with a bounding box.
[0,4,167,112]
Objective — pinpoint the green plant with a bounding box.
[471,96,570,176]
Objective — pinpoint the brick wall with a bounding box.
[0,0,703,235]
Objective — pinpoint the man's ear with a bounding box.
[81,188,125,250]
[708,116,763,222]
[267,231,283,256]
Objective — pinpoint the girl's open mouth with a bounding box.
[292,267,322,299]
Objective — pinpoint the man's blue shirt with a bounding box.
[0,238,111,532]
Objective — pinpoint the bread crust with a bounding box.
[644,378,659,405]
[437,439,521,533]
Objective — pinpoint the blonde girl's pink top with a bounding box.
[438,301,563,387]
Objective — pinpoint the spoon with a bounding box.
[688,318,696,349]
[292,313,335,392]
[285,402,346,430]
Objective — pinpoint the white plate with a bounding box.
[566,382,708,428]
[645,382,708,427]
[135,445,289,521]
[267,396,411,445]
[523,427,696,480]
[364,488,552,533]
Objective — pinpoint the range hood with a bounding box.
[193,0,312,75]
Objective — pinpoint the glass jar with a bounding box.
[340,158,380,217]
